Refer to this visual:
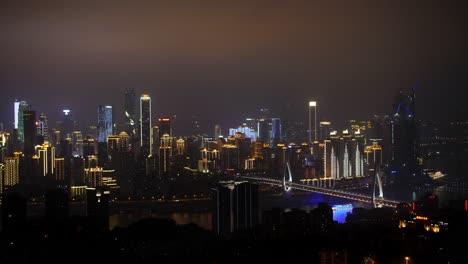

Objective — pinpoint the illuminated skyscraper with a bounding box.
[140,94,152,157]
[158,118,172,138]
[37,113,49,143]
[319,121,332,140]
[62,109,73,138]
[159,133,172,177]
[54,157,65,182]
[97,105,113,143]
[3,155,20,187]
[124,88,137,136]
[14,100,28,144]
[271,118,281,146]
[309,101,317,142]
[36,143,55,177]
[72,131,83,157]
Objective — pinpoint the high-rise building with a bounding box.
[214,124,222,139]
[391,89,420,187]
[257,118,270,143]
[54,157,65,182]
[271,118,281,146]
[309,101,317,142]
[23,110,36,157]
[36,143,55,177]
[124,88,137,136]
[140,94,152,157]
[3,155,20,187]
[62,109,73,138]
[158,118,172,138]
[97,105,113,143]
[14,100,28,144]
[159,134,172,177]
[84,167,103,187]
[71,131,84,157]
[37,113,49,143]
[211,181,259,235]
[319,121,332,141]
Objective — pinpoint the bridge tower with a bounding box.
[283,162,293,192]
[372,162,384,208]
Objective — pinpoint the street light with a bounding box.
[405,256,410,264]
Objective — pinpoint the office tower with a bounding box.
[3,156,20,187]
[124,88,137,136]
[36,143,55,177]
[106,134,120,152]
[159,134,172,177]
[83,137,96,157]
[176,138,185,155]
[220,145,239,171]
[14,100,28,144]
[84,167,103,187]
[309,101,317,142]
[85,187,110,230]
[37,113,49,143]
[1,192,27,232]
[158,118,172,137]
[62,109,73,138]
[23,110,36,157]
[391,88,420,186]
[118,131,130,150]
[211,181,259,235]
[328,130,365,179]
[319,121,332,140]
[257,118,270,143]
[271,118,281,146]
[97,105,113,143]
[365,141,382,177]
[140,94,152,157]
[45,188,69,224]
[71,131,83,157]
[54,157,65,182]
[70,156,85,186]
[214,124,222,139]
[85,155,98,169]
[323,140,332,178]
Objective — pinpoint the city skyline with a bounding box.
[1,1,467,135]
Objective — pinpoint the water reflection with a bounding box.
[332,204,353,223]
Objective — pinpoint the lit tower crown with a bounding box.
[140,94,152,156]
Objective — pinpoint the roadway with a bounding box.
[239,176,403,208]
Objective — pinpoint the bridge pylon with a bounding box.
[283,162,293,192]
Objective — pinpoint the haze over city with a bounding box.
[1,1,468,263]
[1,0,467,134]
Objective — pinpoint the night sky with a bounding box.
[1,0,467,135]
